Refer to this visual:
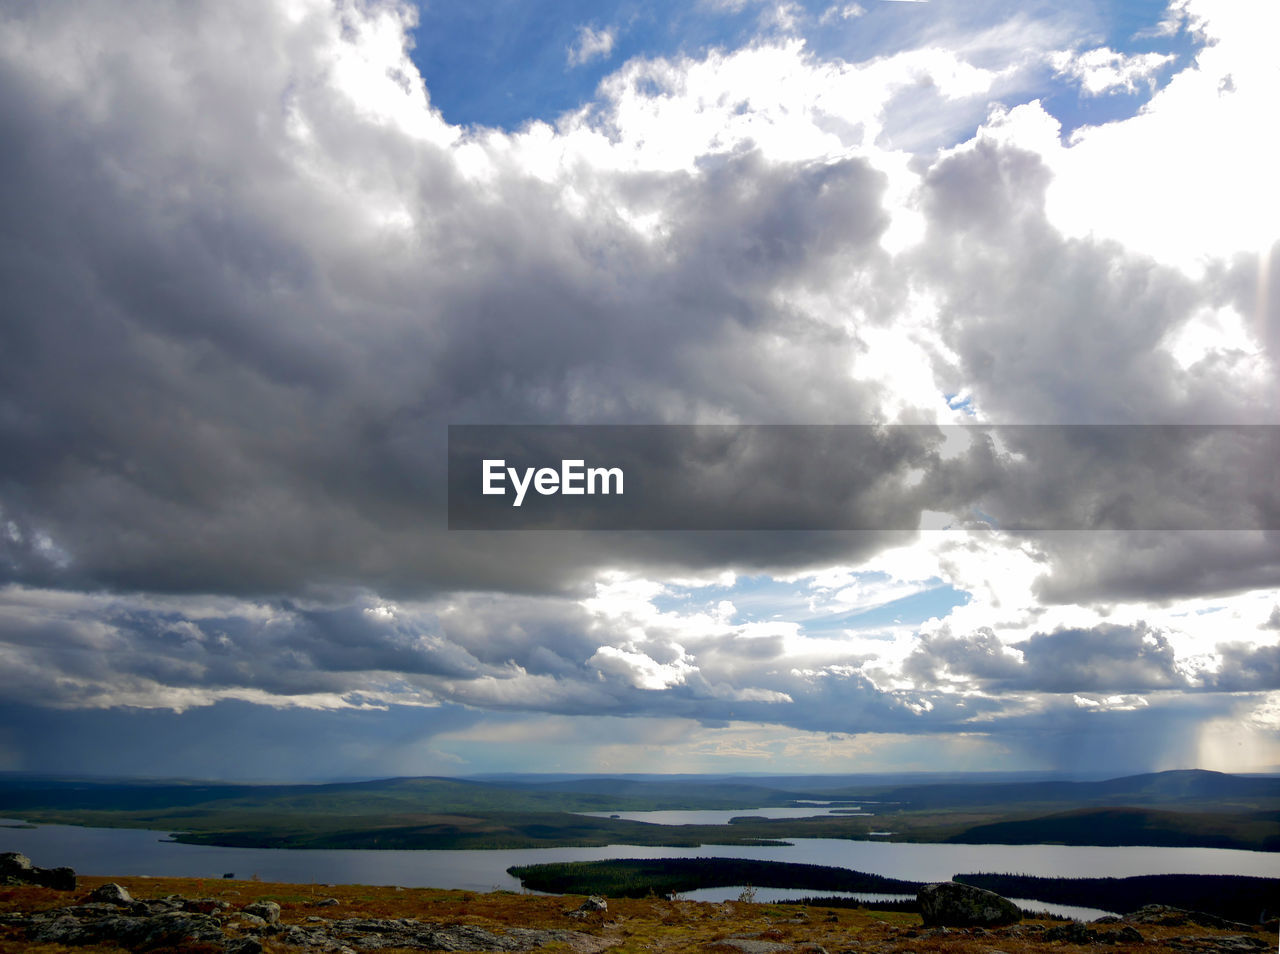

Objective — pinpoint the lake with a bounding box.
[2,818,1274,919]
[575,807,870,825]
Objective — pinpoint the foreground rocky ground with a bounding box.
[1,874,1276,954]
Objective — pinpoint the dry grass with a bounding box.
[2,875,1275,954]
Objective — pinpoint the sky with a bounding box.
[0,0,1277,781]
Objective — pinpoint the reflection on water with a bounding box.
[575,807,867,825]
[1,820,1273,907]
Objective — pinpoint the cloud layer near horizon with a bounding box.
[0,0,1276,776]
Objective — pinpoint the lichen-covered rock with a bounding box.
[917,881,1022,928]
[28,909,226,948]
[1124,904,1256,932]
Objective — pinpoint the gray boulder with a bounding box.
[243,899,281,924]
[0,851,77,890]
[567,895,608,920]
[28,910,226,948]
[917,881,1022,928]
[88,882,134,906]
[1124,904,1255,932]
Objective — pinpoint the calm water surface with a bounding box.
[576,807,869,825]
[2,819,1273,909]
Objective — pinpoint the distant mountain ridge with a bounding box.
[841,769,1280,809]
[2,768,1277,853]
[2,768,1277,813]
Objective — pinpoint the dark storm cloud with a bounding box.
[0,1,915,600]
[1027,531,1280,604]
[905,622,1186,693]
[1206,641,1280,691]
[0,2,1272,606]
[902,626,1024,686]
[980,692,1240,778]
[916,139,1263,425]
[1012,624,1185,692]
[906,137,1280,602]
[0,700,486,780]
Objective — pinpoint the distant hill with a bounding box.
[3,769,1277,853]
[842,769,1280,810]
[949,806,1280,851]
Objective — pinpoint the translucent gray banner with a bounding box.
[447,425,1279,531]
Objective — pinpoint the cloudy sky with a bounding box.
[1,0,1277,781]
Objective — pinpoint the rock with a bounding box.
[1125,904,1192,926]
[1044,922,1095,944]
[1167,936,1270,953]
[88,882,134,906]
[1125,904,1256,932]
[2,891,613,954]
[1,852,35,879]
[29,910,226,948]
[1044,921,1147,946]
[243,900,281,924]
[917,882,1022,928]
[0,851,76,890]
[310,896,340,907]
[569,895,609,918]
